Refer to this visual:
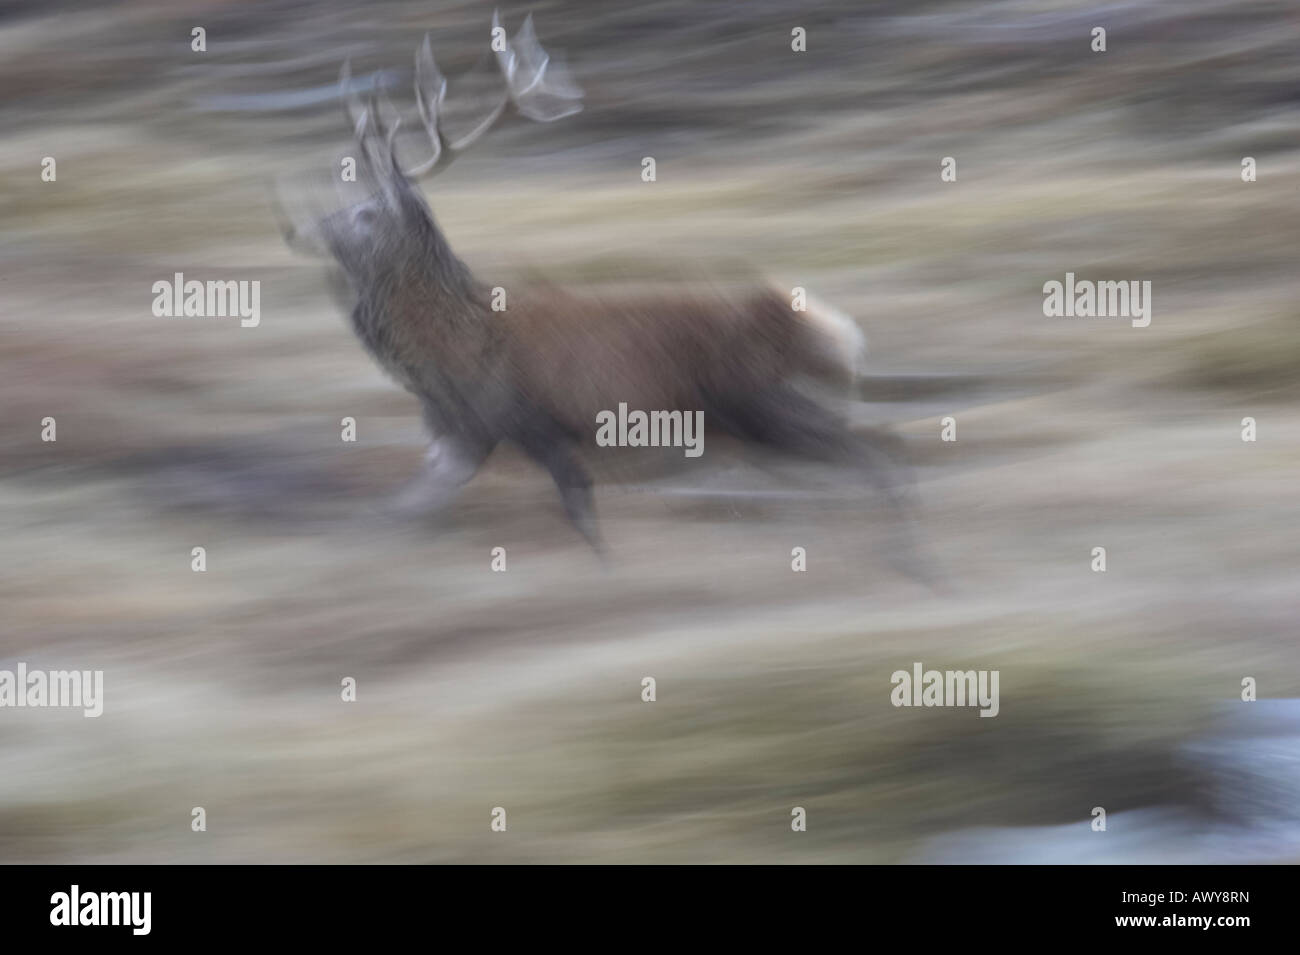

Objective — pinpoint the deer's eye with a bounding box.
[354,207,378,226]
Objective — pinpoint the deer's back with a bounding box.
[503,284,826,438]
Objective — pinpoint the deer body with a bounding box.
[504,284,860,435]
[282,15,904,554]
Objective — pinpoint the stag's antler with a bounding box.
[340,11,582,181]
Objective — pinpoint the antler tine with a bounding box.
[368,87,398,140]
[339,59,368,140]
[395,12,584,180]
[494,11,583,123]
[404,34,448,177]
[407,30,510,177]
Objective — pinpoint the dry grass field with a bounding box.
[1,0,1297,862]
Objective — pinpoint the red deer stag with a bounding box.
[280,13,912,560]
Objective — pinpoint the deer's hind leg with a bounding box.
[712,385,908,496]
[712,384,934,582]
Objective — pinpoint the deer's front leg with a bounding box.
[390,434,490,517]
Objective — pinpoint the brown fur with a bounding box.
[502,284,839,443]
[285,117,903,553]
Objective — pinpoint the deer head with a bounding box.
[279,11,582,287]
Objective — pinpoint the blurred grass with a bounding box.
[1171,310,1300,398]
[1,0,1298,862]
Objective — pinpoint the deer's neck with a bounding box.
[414,226,484,321]
[350,223,495,395]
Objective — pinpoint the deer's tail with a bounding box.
[802,290,868,382]
[760,281,868,386]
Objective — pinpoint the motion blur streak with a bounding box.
[0,0,1297,863]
